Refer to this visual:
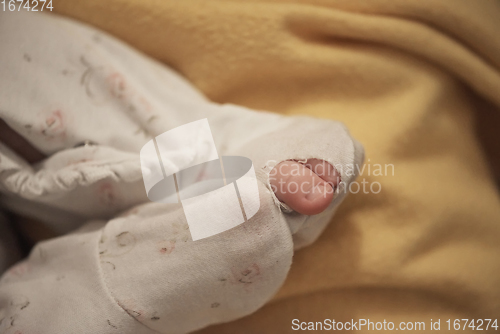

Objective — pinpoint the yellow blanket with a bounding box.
[54,0,500,332]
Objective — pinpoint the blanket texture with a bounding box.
[52,0,500,332]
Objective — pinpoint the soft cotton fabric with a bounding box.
[0,11,363,333]
[47,0,500,333]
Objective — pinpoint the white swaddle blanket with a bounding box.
[0,11,363,334]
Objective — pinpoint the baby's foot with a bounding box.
[270,159,340,216]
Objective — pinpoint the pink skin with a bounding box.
[269,159,340,215]
[0,118,338,215]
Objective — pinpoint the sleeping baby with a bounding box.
[0,10,363,334]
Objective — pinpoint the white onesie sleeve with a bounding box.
[0,11,363,334]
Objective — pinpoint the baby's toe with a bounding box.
[303,158,341,189]
[269,160,335,215]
